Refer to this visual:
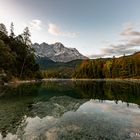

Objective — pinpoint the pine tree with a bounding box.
[20,27,32,78]
[10,22,15,38]
[0,23,39,80]
[22,27,31,46]
[0,23,8,35]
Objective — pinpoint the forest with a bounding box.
[0,23,40,82]
[0,22,140,82]
[73,52,140,79]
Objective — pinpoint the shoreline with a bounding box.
[1,78,140,86]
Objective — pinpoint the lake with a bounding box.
[0,80,140,140]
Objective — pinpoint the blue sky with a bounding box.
[0,0,140,57]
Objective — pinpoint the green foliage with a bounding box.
[10,22,15,38]
[74,53,140,79]
[41,67,74,78]
[37,59,83,78]
[0,39,15,73]
[0,23,39,81]
[0,23,8,35]
[22,27,31,46]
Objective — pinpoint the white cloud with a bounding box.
[48,23,78,37]
[48,23,60,36]
[90,22,140,58]
[101,23,140,57]
[29,19,42,30]
[120,23,140,36]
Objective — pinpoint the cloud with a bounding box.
[90,22,140,58]
[102,44,139,57]
[29,19,42,30]
[89,54,106,58]
[48,23,60,36]
[100,38,140,57]
[103,42,139,57]
[120,23,140,36]
[48,23,78,37]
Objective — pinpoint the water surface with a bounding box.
[0,80,140,140]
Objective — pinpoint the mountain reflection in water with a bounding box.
[0,80,140,140]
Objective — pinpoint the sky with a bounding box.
[0,0,140,58]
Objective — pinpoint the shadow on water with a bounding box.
[0,80,140,138]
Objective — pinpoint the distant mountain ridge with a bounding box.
[32,42,88,62]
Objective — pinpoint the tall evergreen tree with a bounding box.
[0,23,8,35]
[10,22,15,38]
[22,27,31,46]
[20,27,31,78]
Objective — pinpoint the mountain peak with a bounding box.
[34,43,39,46]
[53,42,65,51]
[32,42,88,62]
[54,42,64,46]
[40,42,48,46]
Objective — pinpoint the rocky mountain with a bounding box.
[32,42,88,62]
